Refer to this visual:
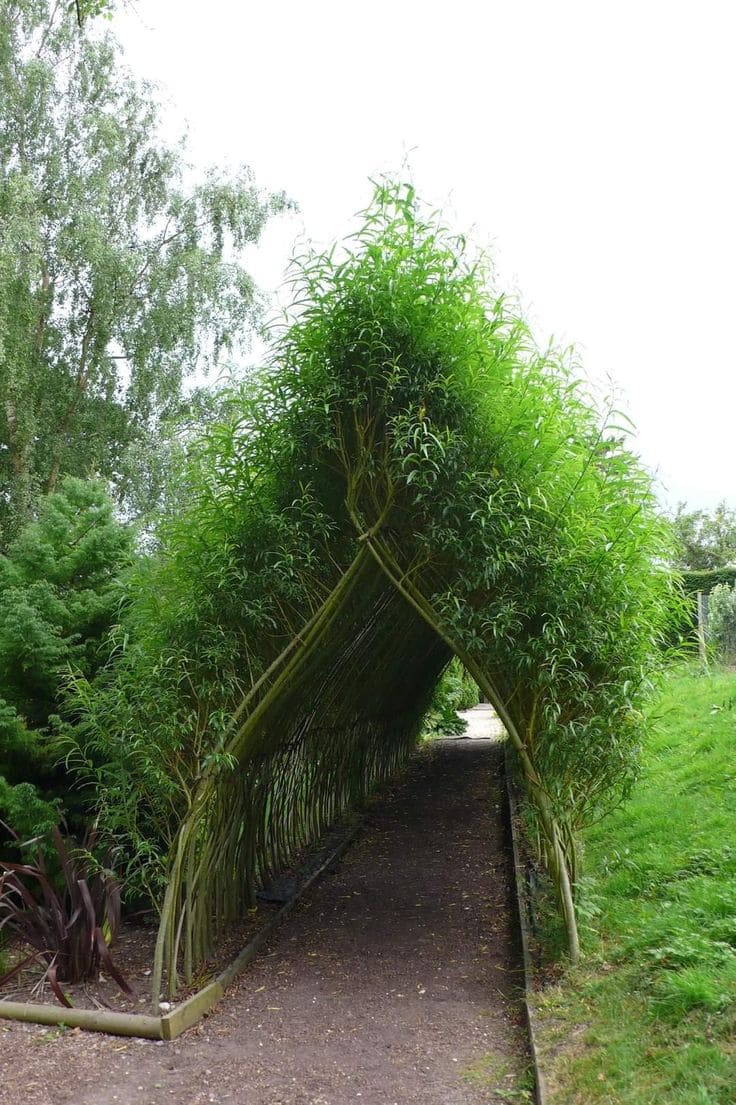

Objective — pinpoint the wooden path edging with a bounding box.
[0,822,363,1042]
[503,747,549,1105]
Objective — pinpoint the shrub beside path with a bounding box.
[1,732,528,1105]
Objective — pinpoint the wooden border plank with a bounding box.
[0,1000,162,1039]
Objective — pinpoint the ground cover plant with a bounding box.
[533,666,736,1104]
[56,181,681,1004]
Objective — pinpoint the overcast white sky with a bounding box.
[115,0,736,512]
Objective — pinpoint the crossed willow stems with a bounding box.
[152,457,579,1007]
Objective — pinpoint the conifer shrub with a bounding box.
[0,478,133,842]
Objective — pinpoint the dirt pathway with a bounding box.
[1,738,529,1105]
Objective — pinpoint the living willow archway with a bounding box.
[123,184,676,1003]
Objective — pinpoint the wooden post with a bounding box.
[697,590,709,670]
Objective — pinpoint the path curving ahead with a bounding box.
[1,729,529,1105]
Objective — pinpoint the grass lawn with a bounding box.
[533,666,736,1105]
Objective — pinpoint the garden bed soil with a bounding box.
[1,736,529,1105]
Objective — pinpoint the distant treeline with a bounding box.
[674,567,736,649]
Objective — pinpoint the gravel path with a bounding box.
[459,705,506,741]
[0,737,528,1105]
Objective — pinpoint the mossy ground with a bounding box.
[461,1051,535,1100]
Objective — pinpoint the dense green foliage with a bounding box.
[681,566,736,594]
[535,667,736,1104]
[0,0,287,542]
[674,569,736,653]
[59,183,680,997]
[0,477,133,840]
[0,478,133,725]
[706,583,736,662]
[421,659,479,738]
[444,659,480,712]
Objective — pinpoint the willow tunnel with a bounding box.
[84,184,677,1003]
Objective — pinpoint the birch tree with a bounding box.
[0,0,288,542]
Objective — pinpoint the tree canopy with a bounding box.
[671,501,736,571]
[0,0,289,542]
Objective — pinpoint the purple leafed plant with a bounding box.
[0,825,131,1007]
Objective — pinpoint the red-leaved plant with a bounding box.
[0,825,131,1006]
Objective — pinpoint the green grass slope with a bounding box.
[534,667,736,1104]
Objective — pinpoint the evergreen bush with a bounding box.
[0,478,133,842]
